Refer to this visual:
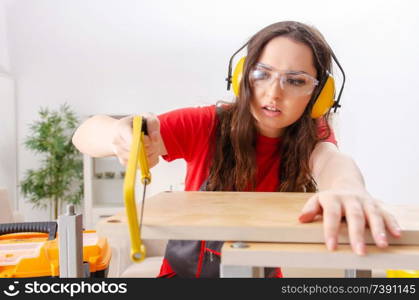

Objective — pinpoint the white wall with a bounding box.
[0,0,16,212]
[0,75,16,209]
[0,0,10,71]
[4,0,419,220]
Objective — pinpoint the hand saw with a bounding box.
[123,115,151,262]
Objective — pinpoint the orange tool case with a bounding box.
[0,222,111,278]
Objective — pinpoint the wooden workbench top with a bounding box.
[101,191,419,245]
[221,242,419,270]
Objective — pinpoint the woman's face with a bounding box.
[249,36,317,138]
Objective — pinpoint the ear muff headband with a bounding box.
[227,51,345,119]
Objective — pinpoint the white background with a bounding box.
[0,0,418,221]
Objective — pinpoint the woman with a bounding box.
[72,21,401,278]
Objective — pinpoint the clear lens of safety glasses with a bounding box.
[249,64,319,97]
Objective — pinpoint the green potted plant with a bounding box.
[20,103,83,220]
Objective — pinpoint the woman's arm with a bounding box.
[72,115,119,157]
[300,142,401,255]
[72,114,167,167]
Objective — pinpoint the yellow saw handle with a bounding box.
[123,115,151,262]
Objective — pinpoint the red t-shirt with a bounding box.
[156,105,337,278]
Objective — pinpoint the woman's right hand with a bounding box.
[110,113,166,167]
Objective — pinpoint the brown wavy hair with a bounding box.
[206,21,333,192]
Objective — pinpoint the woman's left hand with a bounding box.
[298,189,402,255]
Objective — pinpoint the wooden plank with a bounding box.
[98,191,419,245]
[221,242,419,271]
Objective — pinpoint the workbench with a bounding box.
[97,191,419,277]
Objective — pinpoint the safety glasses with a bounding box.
[249,62,319,97]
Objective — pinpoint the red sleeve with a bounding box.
[316,117,338,146]
[157,105,216,162]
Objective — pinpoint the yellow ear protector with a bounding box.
[225,44,345,119]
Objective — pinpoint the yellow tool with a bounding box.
[123,116,151,262]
